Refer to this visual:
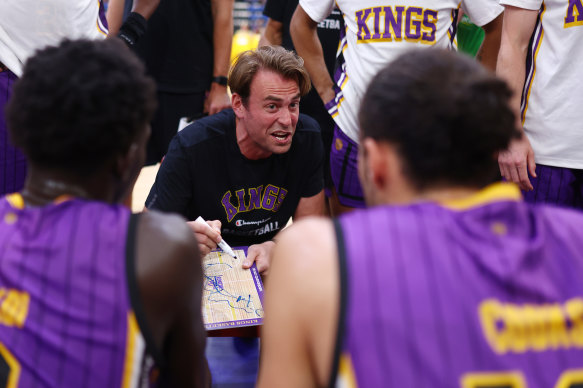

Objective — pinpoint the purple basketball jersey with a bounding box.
[0,194,155,388]
[333,183,583,387]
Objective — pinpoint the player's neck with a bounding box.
[20,168,113,207]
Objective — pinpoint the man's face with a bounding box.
[235,70,300,158]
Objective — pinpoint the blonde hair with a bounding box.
[228,46,311,104]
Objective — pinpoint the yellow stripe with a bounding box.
[440,182,521,210]
[0,341,20,388]
[121,312,140,388]
[5,194,24,210]
[337,353,357,388]
[522,4,546,125]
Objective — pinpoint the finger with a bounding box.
[198,243,211,257]
[527,153,537,178]
[195,231,218,250]
[509,165,521,186]
[516,165,533,191]
[243,248,257,269]
[255,257,268,274]
[189,221,222,244]
[206,219,222,233]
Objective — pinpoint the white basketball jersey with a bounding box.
[501,0,583,169]
[300,0,502,143]
[0,0,108,77]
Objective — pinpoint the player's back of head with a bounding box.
[359,49,520,190]
[6,38,156,177]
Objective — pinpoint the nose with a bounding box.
[278,108,292,127]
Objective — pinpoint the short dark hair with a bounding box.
[359,49,519,190]
[6,38,156,176]
[228,46,311,105]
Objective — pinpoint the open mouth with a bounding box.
[271,132,291,143]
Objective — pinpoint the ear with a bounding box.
[231,93,245,118]
[361,138,389,191]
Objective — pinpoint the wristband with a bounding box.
[211,76,228,86]
[117,12,147,47]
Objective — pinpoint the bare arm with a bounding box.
[258,18,283,47]
[132,0,160,21]
[106,0,125,36]
[290,5,335,105]
[477,12,503,72]
[496,6,539,190]
[257,218,338,388]
[137,212,209,387]
[294,190,326,219]
[205,0,234,115]
[107,0,160,44]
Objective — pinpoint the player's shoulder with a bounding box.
[137,210,199,267]
[275,217,336,273]
[296,113,321,135]
[175,109,235,149]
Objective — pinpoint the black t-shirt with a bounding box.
[145,109,324,246]
[135,0,213,93]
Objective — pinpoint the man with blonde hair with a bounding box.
[146,45,325,273]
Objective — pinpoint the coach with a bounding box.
[146,46,325,273]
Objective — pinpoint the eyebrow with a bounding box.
[264,94,301,102]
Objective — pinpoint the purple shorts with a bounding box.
[523,164,583,210]
[330,126,365,208]
[1,69,27,195]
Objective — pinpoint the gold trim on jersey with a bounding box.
[440,182,521,211]
[121,311,145,388]
[0,341,21,388]
[521,4,546,125]
[5,194,24,210]
[336,353,358,388]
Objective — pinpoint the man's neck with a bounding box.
[235,119,272,160]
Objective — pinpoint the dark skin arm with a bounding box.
[136,211,210,387]
[106,0,161,36]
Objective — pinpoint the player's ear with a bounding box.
[362,138,389,190]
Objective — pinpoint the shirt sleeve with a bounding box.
[499,0,542,10]
[145,135,193,217]
[462,0,504,27]
[299,117,325,198]
[298,0,336,23]
[263,0,285,22]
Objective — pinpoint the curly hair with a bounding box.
[6,38,157,176]
[359,49,519,190]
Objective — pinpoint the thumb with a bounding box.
[242,254,254,269]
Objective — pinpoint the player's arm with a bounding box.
[135,211,210,387]
[294,190,326,219]
[290,5,335,105]
[477,12,503,71]
[257,218,339,388]
[108,0,161,46]
[496,5,539,190]
[259,18,284,47]
[205,0,234,115]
